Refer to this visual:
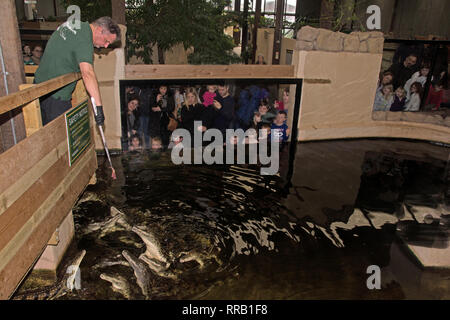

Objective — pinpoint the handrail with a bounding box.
[0,72,81,116]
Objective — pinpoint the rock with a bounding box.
[367,37,384,54]
[316,29,343,51]
[369,31,384,38]
[351,31,370,41]
[343,35,360,52]
[297,26,320,42]
[296,40,314,51]
[359,40,369,53]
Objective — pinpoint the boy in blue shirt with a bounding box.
[271,111,290,143]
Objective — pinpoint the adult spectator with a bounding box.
[376,71,394,92]
[34,16,120,125]
[387,54,419,90]
[149,85,175,147]
[255,54,267,65]
[138,87,153,148]
[180,87,204,139]
[201,84,235,135]
[121,95,140,150]
[31,45,43,65]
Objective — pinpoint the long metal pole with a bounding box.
[0,42,17,145]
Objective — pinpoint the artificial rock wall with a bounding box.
[292,26,450,144]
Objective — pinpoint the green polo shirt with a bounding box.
[35,21,93,101]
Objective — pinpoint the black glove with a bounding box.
[95,105,105,126]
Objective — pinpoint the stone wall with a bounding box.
[296,26,384,54]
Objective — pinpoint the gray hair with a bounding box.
[93,16,121,42]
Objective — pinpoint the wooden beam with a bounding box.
[0,72,81,115]
[124,64,296,79]
[0,146,96,299]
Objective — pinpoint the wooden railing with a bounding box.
[0,73,97,299]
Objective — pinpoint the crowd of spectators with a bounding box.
[22,44,43,65]
[373,43,449,112]
[122,83,292,152]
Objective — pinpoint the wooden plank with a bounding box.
[19,84,43,136]
[19,21,61,31]
[0,111,67,196]
[0,141,70,232]
[71,80,88,108]
[24,65,38,75]
[0,72,81,115]
[0,147,96,299]
[124,64,296,79]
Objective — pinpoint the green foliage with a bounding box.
[127,0,241,64]
[60,0,241,64]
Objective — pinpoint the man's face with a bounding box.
[218,86,228,97]
[93,27,117,49]
[404,55,417,68]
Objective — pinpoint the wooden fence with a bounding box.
[0,72,97,299]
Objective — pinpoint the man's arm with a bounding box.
[80,62,102,106]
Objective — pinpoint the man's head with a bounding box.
[217,85,229,98]
[403,54,417,68]
[91,17,121,49]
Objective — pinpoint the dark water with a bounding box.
[21,139,450,299]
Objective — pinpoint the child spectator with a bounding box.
[390,87,407,112]
[129,134,142,152]
[373,85,394,111]
[274,88,289,111]
[253,98,276,127]
[202,85,217,107]
[404,64,430,100]
[151,136,163,151]
[23,45,33,65]
[271,111,290,143]
[404,82,422,112]
[425,80,445,111]
[259,123,271,141]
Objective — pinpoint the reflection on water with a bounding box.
[15,139,450,299]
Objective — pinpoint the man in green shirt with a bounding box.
[35,16,121,126]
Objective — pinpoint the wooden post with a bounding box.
[320,0,334,30]
[241,0,249,64]
[251,0,262,64]
[0,0,27,153]
[272,0,285,65]
[233,0,241,46]
[111,0,126,26]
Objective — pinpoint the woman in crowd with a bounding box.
[180,87,204,139]
[404,82,422,112]
[377,71,394,92]
[149,85,175,147]
[121,95,140,150]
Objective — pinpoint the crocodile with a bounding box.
[12,250,86,300]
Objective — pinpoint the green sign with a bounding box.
[65,100,91,166]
